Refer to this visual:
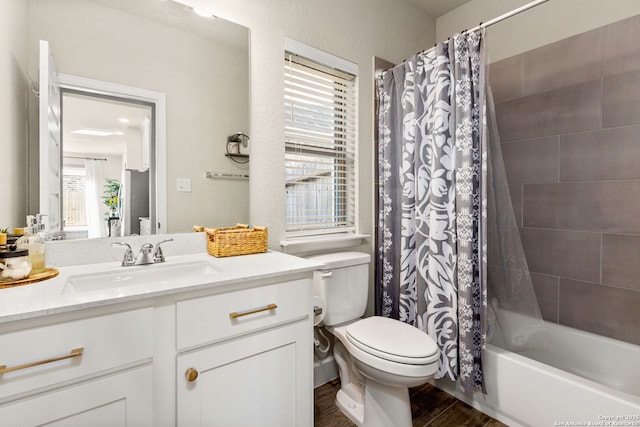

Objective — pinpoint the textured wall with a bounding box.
[0,0,28,228]
[206,0,435,251]
[491,14,640,345]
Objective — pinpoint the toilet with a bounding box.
[308,252,439,427]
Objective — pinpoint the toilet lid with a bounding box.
[345,317,439,365]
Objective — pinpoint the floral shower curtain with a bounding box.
[376,31,487,392]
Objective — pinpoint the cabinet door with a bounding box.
[0,308,153,401]
[0,365,153,427]
[177,321,312,427]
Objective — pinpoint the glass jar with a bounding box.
[16,229,45,274]
[0,249,32,282]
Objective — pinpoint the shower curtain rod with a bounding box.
[423,0,550,55]
[64,155,107,161]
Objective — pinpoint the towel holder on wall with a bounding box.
[225,132,250,163]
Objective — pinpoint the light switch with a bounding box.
[177,178,191,192]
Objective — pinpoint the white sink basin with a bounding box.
[64,260,221,293]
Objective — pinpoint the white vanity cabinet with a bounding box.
[0,308,154,426]
[0,251,318,427]
[175,279,313,427]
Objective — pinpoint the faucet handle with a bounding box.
[153,238,174,263]
[139,243,154,254]
[112,242,135,266]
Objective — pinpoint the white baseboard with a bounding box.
[314,355,339,388]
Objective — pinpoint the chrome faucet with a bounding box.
[152,238,173,263]
[112,242,135,266]
[112,238,174,267]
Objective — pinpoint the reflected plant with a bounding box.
[102,178,121,219]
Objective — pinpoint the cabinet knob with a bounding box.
[185,367,199,382]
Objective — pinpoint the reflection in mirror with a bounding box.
[26,0,250,240]
[62,92,153,239]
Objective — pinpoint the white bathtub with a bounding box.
[433,313,640,426]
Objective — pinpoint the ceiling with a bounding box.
[91,0,248,50]
[63,93,152,157]
[405,0,472,18]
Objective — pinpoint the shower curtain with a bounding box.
[376,31,487,392]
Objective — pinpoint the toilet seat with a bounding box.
[345,316,439,365]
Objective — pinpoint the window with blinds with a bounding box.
[284,50,357,235]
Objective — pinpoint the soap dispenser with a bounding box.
[35,213,52,241]
[16,215,46,274]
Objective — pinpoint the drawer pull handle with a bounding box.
[185,367,199,382]
[0,347,84,375]
[229,303,278,319]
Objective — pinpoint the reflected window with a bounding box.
[62,166,87,227]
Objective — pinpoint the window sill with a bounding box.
[279,233,369,255]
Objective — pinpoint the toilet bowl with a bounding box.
[308,252,440,427]
[328,317,439,427]
[336,316,439,384]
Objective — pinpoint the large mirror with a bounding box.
[26,0,250,240]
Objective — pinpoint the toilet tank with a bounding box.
[306,252,371,326]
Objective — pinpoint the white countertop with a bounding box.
[0,251,323,324]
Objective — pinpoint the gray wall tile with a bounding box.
[602,14,640,76]
[559,279,640,345]
[530,272,559,323]
[602,234,640,291]
[520,228,601,283]
[603,69,640,128]
[560,126,640,182]
[523,182,640,233]
[522,28,603,95]
[501,136,558,184]
[495,80,601,142]
[492,16,640,347]
[489,55,523,103]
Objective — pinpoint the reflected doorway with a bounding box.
[61,91,154,239]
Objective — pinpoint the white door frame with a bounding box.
[39,40,63,235]
[58,73,167,235]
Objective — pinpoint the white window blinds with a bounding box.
[284,51,357,234]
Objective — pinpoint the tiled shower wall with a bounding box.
[489,14,640,346]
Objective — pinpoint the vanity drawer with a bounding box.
[176,279,311,350]
[0,307,153,401]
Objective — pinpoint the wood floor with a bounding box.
[314,379,508,427]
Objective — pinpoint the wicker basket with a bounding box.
[197,223,268,257]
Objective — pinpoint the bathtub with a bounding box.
[432,312,640,426]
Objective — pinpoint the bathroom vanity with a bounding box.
[0,249,320,426]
